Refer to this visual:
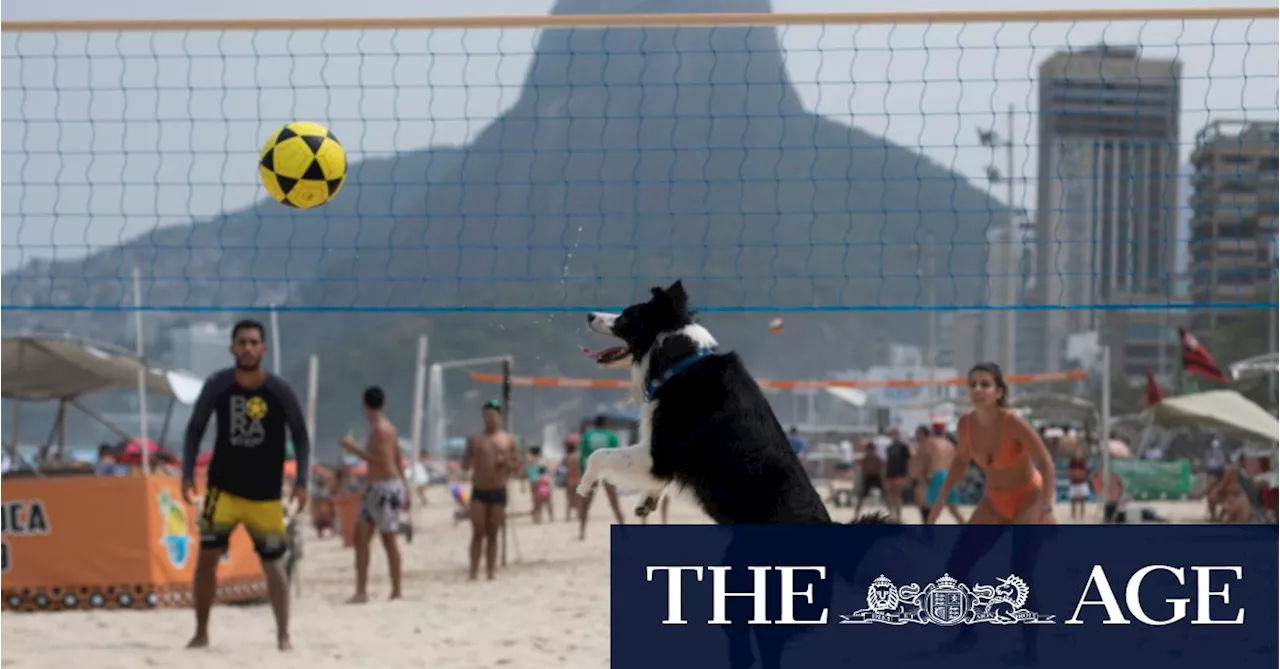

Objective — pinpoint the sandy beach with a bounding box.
[1,487,1213,669]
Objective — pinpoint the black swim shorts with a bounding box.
[472,487,508,507]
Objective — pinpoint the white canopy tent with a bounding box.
[2,334,205,467]
[2,335,204,403]
[1228,353,1279,382]
[1148,390,1278,446]
[1011,393,1100,432]
[823,386,869,408]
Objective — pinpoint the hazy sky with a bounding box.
[2,0,1276,270]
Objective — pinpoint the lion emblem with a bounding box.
[866,575,900,612]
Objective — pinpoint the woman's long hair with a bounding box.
[968,361,1010,408]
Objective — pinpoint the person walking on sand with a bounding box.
[180,319,310,652]
[561,433,582,521]
[462,400,520,581]
[340,386,409,603]
[577,415,626,540]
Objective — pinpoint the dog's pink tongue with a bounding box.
[580,346,598,358]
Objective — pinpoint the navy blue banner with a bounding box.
[611,525,1278,669]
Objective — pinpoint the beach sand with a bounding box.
[1,486,1212,669]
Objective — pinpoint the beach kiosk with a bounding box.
[1,335,268,612]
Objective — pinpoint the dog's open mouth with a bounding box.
[582,345,631,365]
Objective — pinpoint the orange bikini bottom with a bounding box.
[984,469,1043,521]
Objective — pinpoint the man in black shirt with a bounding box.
[181,319,310,651]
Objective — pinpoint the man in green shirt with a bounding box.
[577,415,626,540]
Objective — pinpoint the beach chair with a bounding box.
[1237,474,1273,524]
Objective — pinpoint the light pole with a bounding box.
[979,103,1020,375]
[913,232,938,400]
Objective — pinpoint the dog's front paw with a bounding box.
[575,479,598,497]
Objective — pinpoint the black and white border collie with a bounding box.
[576,280,887,525]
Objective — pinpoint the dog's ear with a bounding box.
[665,280,688,312]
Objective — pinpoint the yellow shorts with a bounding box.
[199,488,288,559]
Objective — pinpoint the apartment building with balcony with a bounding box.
[1188,120,1280,332]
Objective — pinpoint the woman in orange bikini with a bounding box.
[927,362,1056,525]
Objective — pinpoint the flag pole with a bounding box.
[1175,328,1185,396]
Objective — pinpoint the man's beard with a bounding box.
[236,357,261,371]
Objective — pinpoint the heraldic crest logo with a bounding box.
[839,573,1055,626]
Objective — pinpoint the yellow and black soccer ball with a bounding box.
[258,121,347,209]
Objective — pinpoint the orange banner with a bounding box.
[2,474,266,612]
[469,369,1089,390]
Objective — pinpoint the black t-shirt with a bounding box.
[885,440,911,478]
[182,368,311,501]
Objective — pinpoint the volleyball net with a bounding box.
[2,8,1278,449]
[3,7,1276,317]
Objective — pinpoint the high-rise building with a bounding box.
[1188,120,1280,332]
[1031,45,1182,372]
[1101,292,1188,383]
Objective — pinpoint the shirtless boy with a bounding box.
[462,400,520,581]
[340,386,409,602]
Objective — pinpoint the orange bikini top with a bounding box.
[964,411,1028,471]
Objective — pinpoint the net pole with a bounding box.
[298,353,319,597]
[427,363,443,460]
[1003,103,1018,376]
[270,304,282,376]
[1099,345,1112,521]
[133,266,151,475]
[7,400,21,463]
[925,234,937,400]
[410,335,429,463]
[1270,247,1278,400]
[500,358,511,568]
[501,359,512,436]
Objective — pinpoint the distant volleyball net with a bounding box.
[1,8,1276,316]
[469,369,1090,391]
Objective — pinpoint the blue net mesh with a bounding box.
[3,13,1276,318]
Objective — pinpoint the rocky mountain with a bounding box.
[3,0,1007,450]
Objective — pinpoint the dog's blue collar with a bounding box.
[644,348,716,401]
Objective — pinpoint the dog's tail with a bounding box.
[847,510,895,524]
